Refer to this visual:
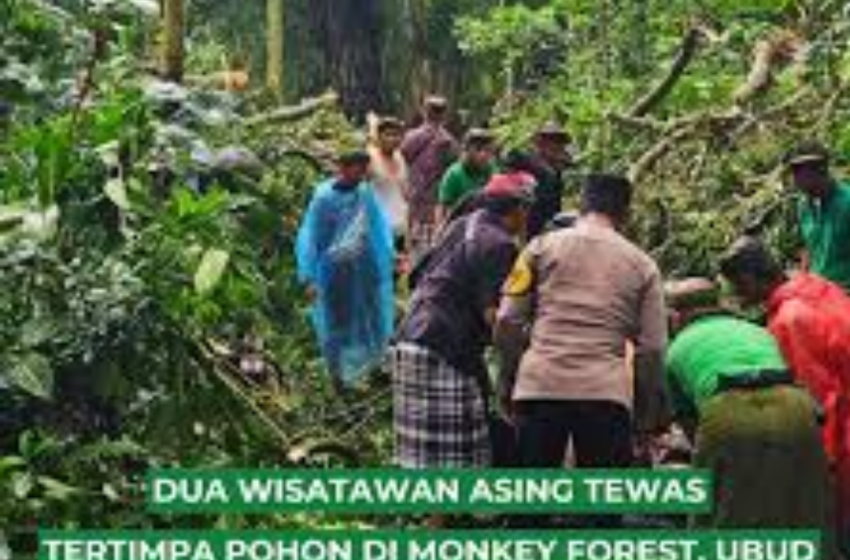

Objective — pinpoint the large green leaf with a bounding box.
[193,248,231,295]
[3,352,54,400]
[19,317,56,348]
[104,177,130,210]
[38,476,81,501]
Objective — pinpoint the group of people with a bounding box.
[294,96,850,549]
[296,96,571,385]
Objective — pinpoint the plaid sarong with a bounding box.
[390,343,491,468]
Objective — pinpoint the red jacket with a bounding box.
[768,273,850,525]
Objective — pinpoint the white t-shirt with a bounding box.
[369,145,410,235]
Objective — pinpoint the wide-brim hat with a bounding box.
[463,127,496,149]
[535,121,570,141]
[784,141,830,168]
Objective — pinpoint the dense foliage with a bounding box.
[0,0,390,549]
[462,0,850,275]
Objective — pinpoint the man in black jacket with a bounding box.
[390,172,535,482]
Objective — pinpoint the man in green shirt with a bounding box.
[436,128,496,222]
[665,278,831,534]
[786,141,850,293]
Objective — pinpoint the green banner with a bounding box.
[38,530,821,560]
[145,469,712,514]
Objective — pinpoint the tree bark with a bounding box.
[407,0,431,113]
[266,0,284,96]
[309,0,385,117]
[160,0,186,82]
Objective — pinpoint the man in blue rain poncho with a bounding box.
[296,150,395,389]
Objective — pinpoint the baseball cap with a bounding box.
[483,172,537,204]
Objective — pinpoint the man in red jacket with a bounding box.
[721,236,850,552]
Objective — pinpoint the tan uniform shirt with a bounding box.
[497,222,667,409]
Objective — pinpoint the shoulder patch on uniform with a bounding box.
[503,252,534,296]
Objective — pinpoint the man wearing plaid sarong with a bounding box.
[391,173,535,472]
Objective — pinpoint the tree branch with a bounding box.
[733,30,805,105]
[608,112,666,132]
[246,91,340,127]
[70,28,109,130]
[628,109,744,183]
[628,26,703,118]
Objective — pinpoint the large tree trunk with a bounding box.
[160,0,186,82]
[408,0,432,111]
[266,0,284,96]
[309,0,385,117]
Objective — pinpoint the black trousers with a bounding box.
[513,400,633,528]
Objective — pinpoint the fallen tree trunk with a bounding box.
[246,91,340,127]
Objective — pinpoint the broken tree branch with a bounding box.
[628,109,745,183]
[608,112,666,132]
[730,86,813,141]
[628,26,703,118]
[246,91,340,127]
[809,80,850,134]
[734,30,806,105]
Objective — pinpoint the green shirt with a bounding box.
[665,315,787,418]
[799,182,850,293]
[438,161,493,209]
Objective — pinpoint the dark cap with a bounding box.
[784,140,830,168]
[336,149,371,166]
[535,121,570,141]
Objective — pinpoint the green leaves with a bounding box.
[194,248,231,295]
[456,4,563,88]
[2,352,54,400]
[104,177,131,210]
